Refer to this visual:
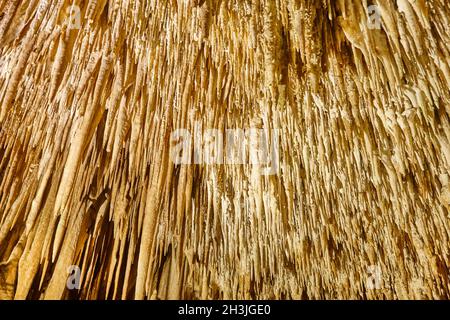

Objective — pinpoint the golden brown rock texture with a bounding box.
[0,0,449,300]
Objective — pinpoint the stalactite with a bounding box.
[0,0,449,300]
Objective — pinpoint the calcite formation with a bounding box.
[0,0,449,299]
